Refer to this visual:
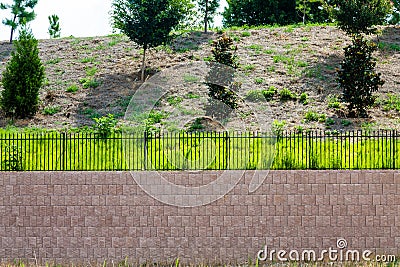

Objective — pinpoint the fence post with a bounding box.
[225,131,229,169]
[393,130,396,169]
[144,131,148,170]
[60,132,68,171]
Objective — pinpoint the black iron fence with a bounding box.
[0,130,399,171]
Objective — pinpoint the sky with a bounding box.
[0,0,228,41]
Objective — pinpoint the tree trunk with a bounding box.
[141,46,147,82]
[9,14,17,43]
[204,0,208,33]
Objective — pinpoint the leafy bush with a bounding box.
[166,96,183,106]
[66,84,80,93]
[334,0,391,36]
[206,34,239,110]
[327,95,342,109]
[325,117,335,126]
[382,94,400,112]
[0,29,45,118]
[305,111,326,122]
[272,120,287,138]
[2,144,23,171]
[262,86,277,101]
[245,90,265,102]
[337,36,384,117]
[43,105,61,115]
[299,92,309,105]
[279,88,297,101]
[341,119,352,126]
[93,114,118,138]
[79,78,100,89]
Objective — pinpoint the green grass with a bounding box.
[42,106,61,115]
[66,83,80,93]
[166,96,183,106]
[378,42,400,52]
[381,94,400,112]
[1,131,400,171]
[80,56,98,64]
[45,58,61,65]
[241,31,251,37]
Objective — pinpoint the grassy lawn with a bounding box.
[1,131,399,171]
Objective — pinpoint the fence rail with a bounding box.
[0,130,399,171]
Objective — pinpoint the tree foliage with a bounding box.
[334,0,392,35]
[223,0,297,27]
[389,0,400,24]
[338,37,384,116]
[0,0,38,43]
[1,28,45,118]
[111,0,191,81]
[48,14,61,38]
[206,34,239,112]
[296,0,332,24]
[197,0,219,32]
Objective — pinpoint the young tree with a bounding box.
[1,28,45,118]
[197,0,219,33]
[206,34,239,111]
[48,14,61,38]
[337,37,384,117]
[0,0,38,43]
[334,0,391,36]
[111,0,191,81]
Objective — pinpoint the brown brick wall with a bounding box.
[0,171,399,264]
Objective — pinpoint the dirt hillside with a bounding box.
[0,25,399,132]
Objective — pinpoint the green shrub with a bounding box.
[341,119,352,127]
[93,114,118,138]
[166,96,183,106]
[279,88,297,101]
[327,95,342,109]
[241,31,251,37]
[382,94,400,112]
[305,111,326,122]
[79,78,100,89]
[0,29,45,118]
[185,92,200,99]
[334,0,391,36]
[299,92,308,105]
[262,86,277,101]
[43,105,61,115]
[245,90,265,102]
[254,77,264,84]
[272,120,287,137]
[66,84,80,93]
[2,144,23,171]
[338,36,384,116]
[325,117,335,127]
[206,34,239,110]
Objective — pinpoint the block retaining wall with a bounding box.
[0,171,399,264]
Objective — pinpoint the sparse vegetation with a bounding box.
[279,88,297,101]
[42,105,61,115]
[262,86,277,101]
[304,110,326,122]
[299,92,309,105]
